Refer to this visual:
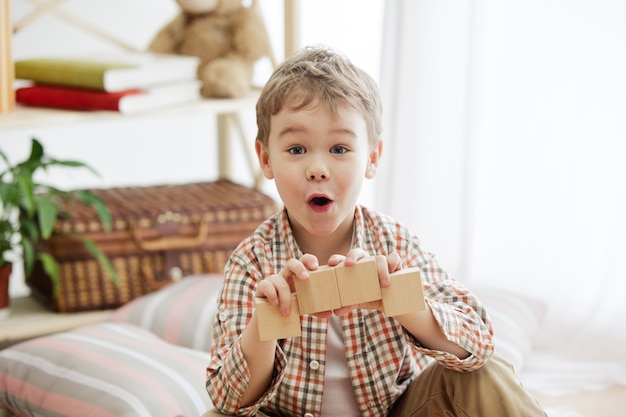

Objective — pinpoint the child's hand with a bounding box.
[255,254,333,318]
[329,249,403,316]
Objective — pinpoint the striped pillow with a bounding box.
[108,275,545,372]
[109,274,224,351]
[0,322,213,417]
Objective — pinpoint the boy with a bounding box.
[205,46,546,416]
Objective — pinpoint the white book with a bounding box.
[15,52,201,92]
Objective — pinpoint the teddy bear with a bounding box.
[148,0,273,98]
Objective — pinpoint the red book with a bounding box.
[15,81,201,114]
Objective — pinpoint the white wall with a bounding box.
[1,0,384,296]
[379,1,626,350]
[378,1,472,278]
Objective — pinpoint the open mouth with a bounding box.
[310,196,330,205]
[308,195,333,210]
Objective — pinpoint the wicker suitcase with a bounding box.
[27,180,278,312]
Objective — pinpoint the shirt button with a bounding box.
[218,312,228,321]
[309,360,320,370]
[304,413,314,417]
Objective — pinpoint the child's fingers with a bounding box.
[312,310,333,319]
[327,253,345,266]
[332,306,353,316]
[298,254,319,273]
[285,258,312,283]
[375,255,391,288]
[343,248,369,265]
[257,271,291,298]
[277,284,295,316]
[256,257,319,317]
[256,265,296,302]
[256,274,296,317]
[333,300,382,316]
[387,252,403,273]
[256,279,279,304]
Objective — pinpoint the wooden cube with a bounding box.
[381,268,425,317]
[335,256,382,306]
[294,265,342,314]
[255,294,301,341]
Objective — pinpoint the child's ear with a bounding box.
[255,141,274,180]
[365,140,383,179]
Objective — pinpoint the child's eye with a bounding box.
[331,145,348,154]
[288,146,305,155]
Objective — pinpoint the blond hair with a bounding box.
[255,45,383,147]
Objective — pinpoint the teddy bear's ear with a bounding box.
[147,14,187,53]
[234,2,275,62]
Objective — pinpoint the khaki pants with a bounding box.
[203,355,547,417]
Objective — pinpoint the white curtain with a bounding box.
[378,0,626,392]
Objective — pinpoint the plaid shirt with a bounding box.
[206,206,494,417]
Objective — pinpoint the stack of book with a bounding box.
[14,52,202,114]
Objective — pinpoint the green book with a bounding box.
[15,52,201,92]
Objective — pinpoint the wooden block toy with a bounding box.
[335,256,382,306]
[255,294,301,341]
[381,268,425,317]
[294,265,342,314]
[256,262,426,340]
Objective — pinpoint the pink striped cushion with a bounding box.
[108,275,545,372]
[0,323,213,417]
[110,274,224,351]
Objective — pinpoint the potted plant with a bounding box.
[0,138,116,315]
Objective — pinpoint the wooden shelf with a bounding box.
[0,89,260,131]
[0,90,265,188]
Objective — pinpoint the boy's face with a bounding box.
[256,102,382,239]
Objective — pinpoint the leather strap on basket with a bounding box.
[129,217,210,252]
[141,255,184,291]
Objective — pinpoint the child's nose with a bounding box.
[306,162,329,181]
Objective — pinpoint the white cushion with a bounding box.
[473,286,546,372]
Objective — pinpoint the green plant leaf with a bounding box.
[35,196,58,239]
[2,137,117,292]
[0,219,13,265]
[74,191,112,231]
[0,148,11,173]
[38,252,60,293]
[19,217,39,241]
[80,237,119,285]
[16,173,36,216]
[0,182,17,208]
[46,159,101,178]
[27,138,45,165]
[21,238,35,277]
